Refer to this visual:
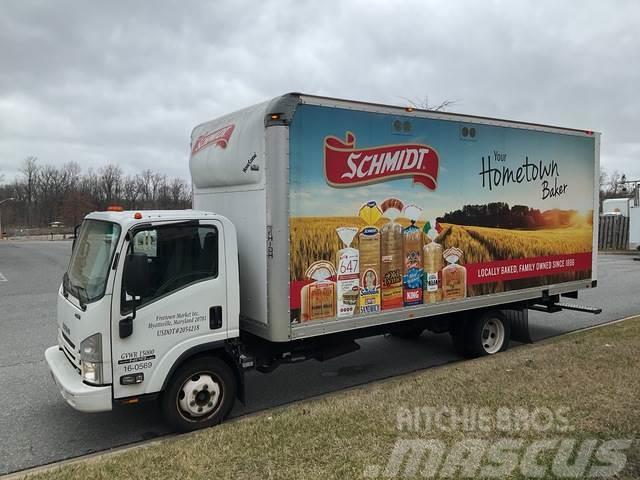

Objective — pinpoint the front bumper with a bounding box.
[45,346,112,413]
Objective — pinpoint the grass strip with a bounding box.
[23,317,640,479]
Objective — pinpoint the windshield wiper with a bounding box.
[75,285,89,311]
[64,274,89,311]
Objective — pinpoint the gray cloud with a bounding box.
[1,0,638,181]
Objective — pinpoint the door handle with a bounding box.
[209,306,223,330]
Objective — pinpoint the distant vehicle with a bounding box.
[46,93,602,431]
[602,198,632,216]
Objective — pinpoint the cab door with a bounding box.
[111,220,228,399]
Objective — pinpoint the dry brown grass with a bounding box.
[459,225,593,261]
[28,318,640,480]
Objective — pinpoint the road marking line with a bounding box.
[0,272,7,282]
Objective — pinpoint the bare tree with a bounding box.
[20,156,39,227]
[136,169,154,205]
[169,177,186,207]
[401,94,458,112]
[99,164,123,206]
[37,164,68,225]
[62,161,82,193]
[150,172,166,208]
[607,170,623,195]
[122,175,139,208]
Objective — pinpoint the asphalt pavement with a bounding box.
[0,240,638,475]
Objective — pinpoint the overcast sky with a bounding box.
[1,0,638,183]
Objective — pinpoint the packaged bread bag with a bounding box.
[423,219,444,304]
[380,198,404,310]
[442,247,467,300]
[336,227,360,317]
[358,201,383,314]
[402,204,423,306]
[301,260,337,321]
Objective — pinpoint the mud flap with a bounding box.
[503,308,533,344]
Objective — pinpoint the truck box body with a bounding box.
[191,93,599,342]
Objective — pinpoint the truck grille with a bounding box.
[63,348,81,374]
[60,331,81,373]
[61,331,76,349]
[63,344,76,362]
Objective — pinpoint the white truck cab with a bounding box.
[46,209,241,430]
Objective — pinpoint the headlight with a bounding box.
[80,333,103,385]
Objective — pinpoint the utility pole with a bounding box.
[0,197,15,239]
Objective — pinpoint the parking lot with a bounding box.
[1,240,638,475]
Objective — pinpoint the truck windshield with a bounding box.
[65,220,121,305]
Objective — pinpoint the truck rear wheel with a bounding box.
[451,311,510,358]
[162,356,236,432]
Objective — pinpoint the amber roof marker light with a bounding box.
[134,212,143,220]
[107,205,124,212]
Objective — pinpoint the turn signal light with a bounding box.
[270,113,281,120]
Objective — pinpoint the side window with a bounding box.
[121,224,219,313]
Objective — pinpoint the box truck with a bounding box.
[46,93,601,431]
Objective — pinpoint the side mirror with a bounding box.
[123,252,150,298]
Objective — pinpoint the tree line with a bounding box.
[439,203,590,229]
[0,156,192,231]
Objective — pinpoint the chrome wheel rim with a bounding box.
[481,318,505,354]
[177,372,222,420]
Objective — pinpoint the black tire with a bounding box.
[162,356,236,432]
[451,311,510,358]
[449,317,469,356]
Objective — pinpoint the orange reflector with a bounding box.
[134,212,142,219]
[107,205,124,212]
[270,113,280,120]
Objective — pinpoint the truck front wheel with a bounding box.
[162,356,236,432]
